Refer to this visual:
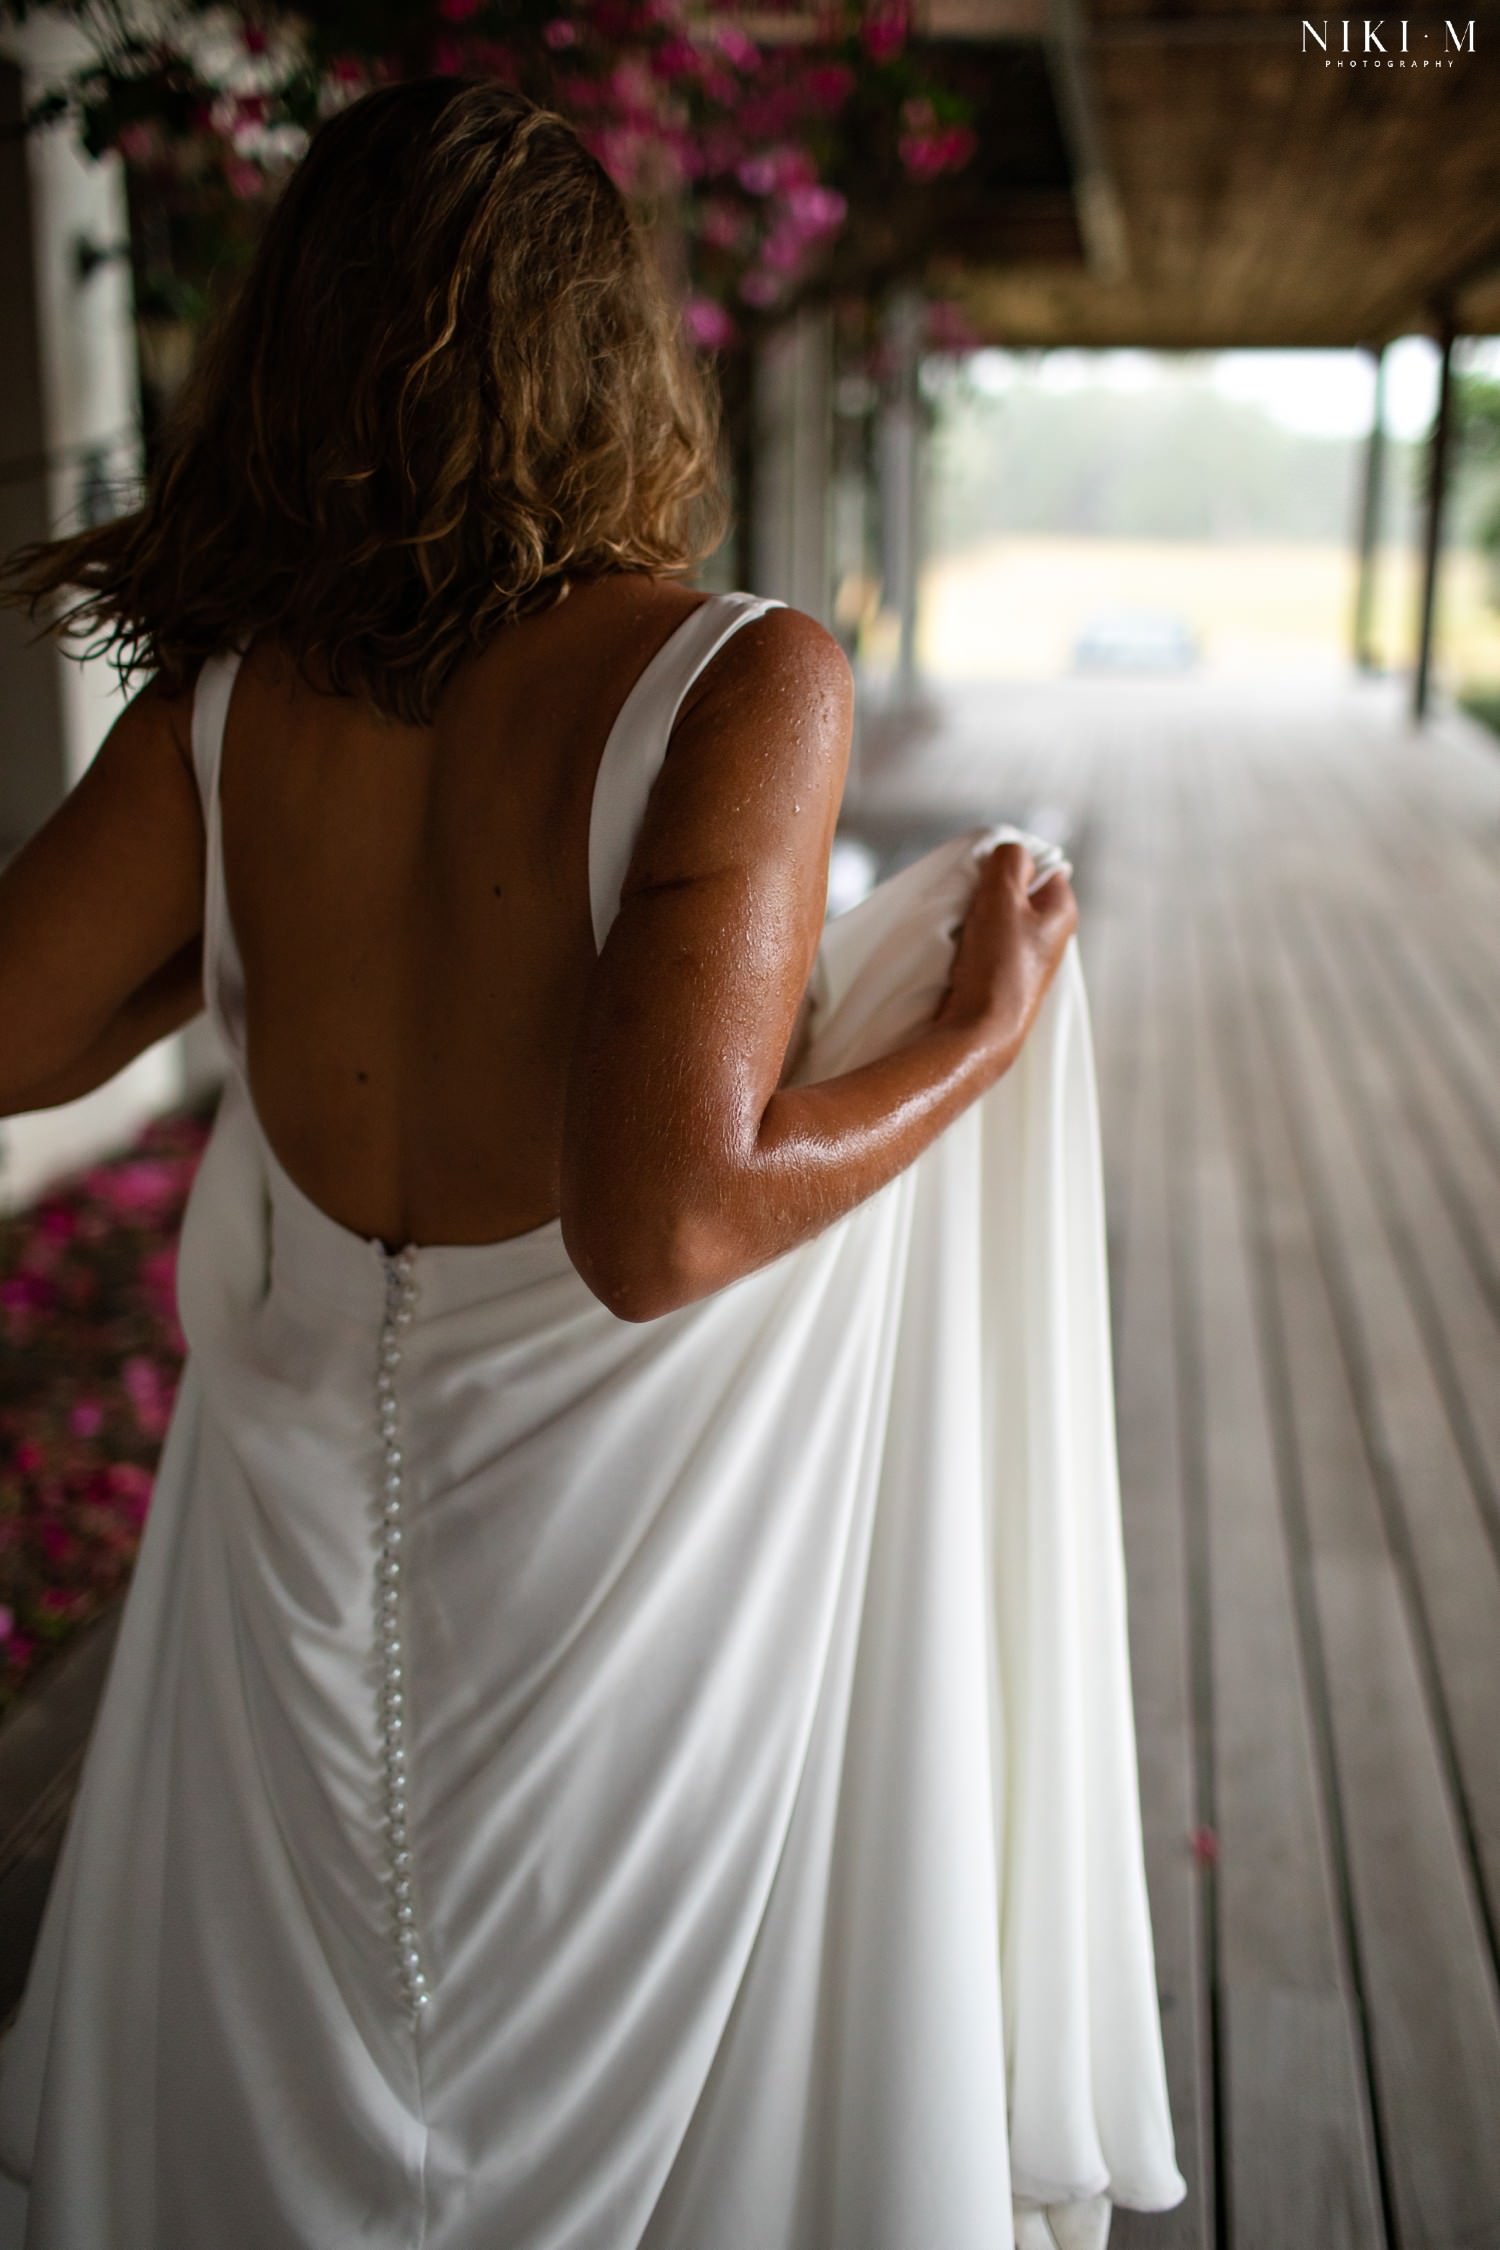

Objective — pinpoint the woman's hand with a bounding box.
[933,840,1078,1077]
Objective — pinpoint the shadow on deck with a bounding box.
[847,668,1500,2250]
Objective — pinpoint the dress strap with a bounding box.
[189,647,250,1067]
[586,591,786,954]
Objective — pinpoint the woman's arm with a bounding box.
[561,606,1077,1320]
[0,679,206,1119]
[3,938,205,1113]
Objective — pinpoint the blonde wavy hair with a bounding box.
[3,76,731,724]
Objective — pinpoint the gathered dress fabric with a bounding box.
[0,591,1185,2248]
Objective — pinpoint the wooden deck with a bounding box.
[849,668,1500,2250]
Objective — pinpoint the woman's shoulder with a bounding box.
[675,590,853,716]
[560,573,851,718]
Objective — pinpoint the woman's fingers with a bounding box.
[980,838,1036,894]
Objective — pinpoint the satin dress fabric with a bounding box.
[0,591,1185,2248]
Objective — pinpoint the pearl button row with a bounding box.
[375,1248,428,2019]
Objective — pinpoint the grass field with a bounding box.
[896,536,1500,693]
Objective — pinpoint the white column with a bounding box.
[0,23,203,1210]
[750,301,835,626]
[876,285,925,708]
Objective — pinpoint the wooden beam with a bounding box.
[1043,0,1130,280]
[735,0,1052,34]
[934,186,1084,266]
[920,0,1050,34]
[1413,309,1456,726]
[1364,220,1500,348]
[1352,344,1387,676]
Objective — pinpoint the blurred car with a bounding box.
[1070,611,1200,673]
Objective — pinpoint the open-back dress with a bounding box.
[0,590,1185,2248]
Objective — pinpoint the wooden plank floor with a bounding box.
[848,669,1500,2250]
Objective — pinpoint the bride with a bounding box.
[0,75,1182,2249]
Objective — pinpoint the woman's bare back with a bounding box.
[220,573,714,1250]
[0,566,1073,1317]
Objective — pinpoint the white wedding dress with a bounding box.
[0,592,1184,2248]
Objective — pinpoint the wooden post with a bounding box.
[878,285,924,706]
[751,302,835,626]
[1351,342,1386,674]
[1413,309,1457,725]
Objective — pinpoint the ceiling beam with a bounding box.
[1042,0,1130,280]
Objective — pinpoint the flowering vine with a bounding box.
[0,1104,212,1714]
[10,0,982,353]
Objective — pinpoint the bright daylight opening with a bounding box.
[911,340,1500,711]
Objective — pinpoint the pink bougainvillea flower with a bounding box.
[805,62,856,110]
[898,124,976,180]
[593,0,647,37]
[122,1355,173,1439]
[683,295,737,351]
[139,1242,180,1315]
[760,229,806,275]
[698,198,744,250]
[783,180,847,234]
[1,1274,55,1314]
[776,144,819,191]
[738,267,783,308]
[106,1464,155,1523]
[116,120,164,165]
[861,14,908,62]
[96,1162,187,1221]
[542,18,579,48]
[653,34,700,80]
[711,23,761,69]
[438,0,483,20]
[607,57,656,110]
[0,1097,207,1711]
[735,153,780,196]
[224,157,265,200]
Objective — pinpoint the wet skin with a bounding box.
[0,572,1076,1319]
